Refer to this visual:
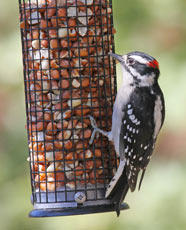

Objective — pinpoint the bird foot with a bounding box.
[88,115,99,145]
[88,115,110,145]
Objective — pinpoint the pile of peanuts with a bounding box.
[20,0,117,192]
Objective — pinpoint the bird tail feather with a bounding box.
[138,169,146,191]
[126,165,140,192]
[105,160,129,216]
[105,160,126,198]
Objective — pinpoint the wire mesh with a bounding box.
[18,0,121,215]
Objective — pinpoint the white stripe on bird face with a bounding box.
[130,55,149,65]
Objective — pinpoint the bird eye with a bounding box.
[127,58,135,65]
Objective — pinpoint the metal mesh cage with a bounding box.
[18,0,128,217]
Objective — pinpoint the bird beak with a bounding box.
[109,52,124,64]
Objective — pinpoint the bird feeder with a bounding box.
[18,0,129,217]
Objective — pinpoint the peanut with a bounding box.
[68,18,76,27]
[86,160,94,170]
[54,140,63,150]
[95,149,102,158]
[46,122,57,135]
[40,178,55,191]
[58,27,68,38]
[50,39,59,49]
[74,105,90,116]
[42,143,54,151]
[57,8,67,18]
[72,79,80,88]
[67,98,81,108]
[32,40,40,49]
[66,181,75,189]
[74,166,84,176]
[64,140,73,150]
[56,172,65,187]
[45,8,56,18]
[56,120,68,129]
[59,79,70,89]
[40,19,48,29]
[82,78,90,87]
[80,129,92,139]
[51,69,60,80]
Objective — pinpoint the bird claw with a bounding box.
[88,115,98,129]
[88,115,111,144]
[88,115,99,145]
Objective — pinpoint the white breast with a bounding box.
[111,79,134,156]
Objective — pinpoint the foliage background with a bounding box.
[0,0,186,229]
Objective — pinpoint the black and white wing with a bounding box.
[106,87,165,215]
[122,87,165,191]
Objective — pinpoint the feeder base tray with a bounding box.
[29,203,129,218]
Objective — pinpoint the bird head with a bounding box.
[109,51,160,87]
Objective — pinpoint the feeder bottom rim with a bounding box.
[33,199,116,210]
[29,203,129,218]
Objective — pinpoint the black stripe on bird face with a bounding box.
[133,62,160,76]
[126,52,160,77]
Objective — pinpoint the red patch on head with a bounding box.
[148,60,159,69]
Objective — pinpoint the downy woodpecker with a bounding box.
[89,51,165,216]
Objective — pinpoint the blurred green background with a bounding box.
[0,0,186,229]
